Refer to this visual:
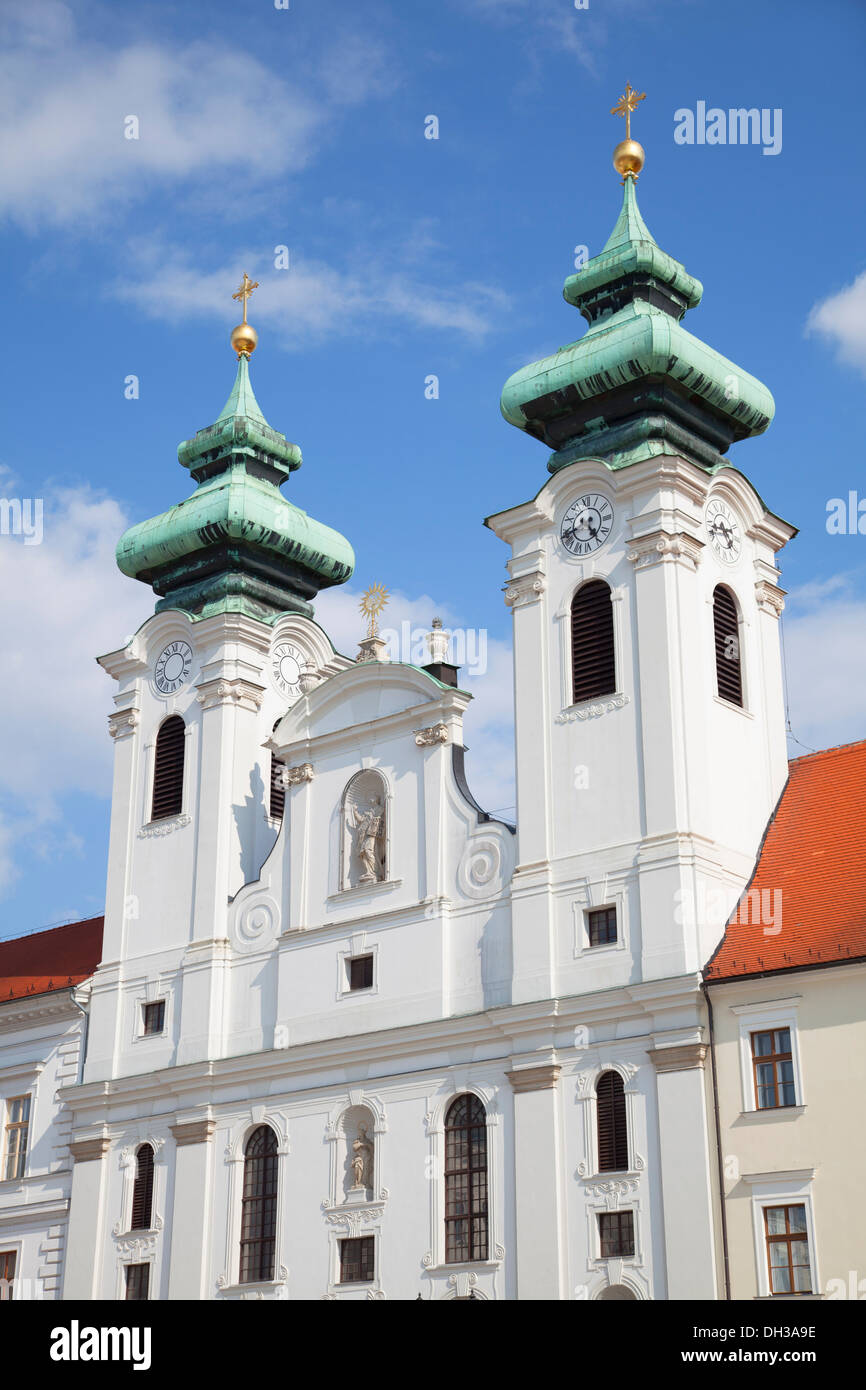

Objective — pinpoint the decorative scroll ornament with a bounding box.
[138,814,190,839]
[626,531,703,571]
[282,762,314,787]
[457,836,503,899]
[557,695,628,723]
[415,723,449,747]
[108,709,139,740]
[754,580,786,617]
[504,571,546,608]
[233,896,280,954]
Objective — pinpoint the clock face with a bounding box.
[560,493,615,556]
[154,641,194,695]
[705,498,742,565]
[271,641,305,699]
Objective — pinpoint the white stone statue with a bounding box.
[350,1127,374,1190]
[350,796,385,884]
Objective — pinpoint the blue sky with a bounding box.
[0,0,864,937]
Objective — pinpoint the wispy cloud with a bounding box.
[0,1,388,229]
[112,238,510,345]
[784,580,866,753]
[805,270,866,377]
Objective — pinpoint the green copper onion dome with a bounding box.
[117,348,355,623]
[500,175,775,474]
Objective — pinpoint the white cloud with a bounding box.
[805,271,866,376]
[0,480,151,895]
[0,1,386,228]
[113,239,510,345]
[783,586,866,753]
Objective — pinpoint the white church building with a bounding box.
[1,128,860,1303]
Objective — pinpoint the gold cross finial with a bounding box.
[232,272,259,325]
[611,82,646,141]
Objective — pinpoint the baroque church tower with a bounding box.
[56,95,798,1303]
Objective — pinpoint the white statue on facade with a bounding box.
[350,795,385,884]
[350,1127,374,1190]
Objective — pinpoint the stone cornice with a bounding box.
[646,1043,708,1072]
[70,1135,111,1163]
[504,570,546,608]
[196,677,265,712]
[505,1064,561,1093]
[107,707,140,740]
[171,1118,217,1146]
[0,989,80,1032]
[626,529,704,571]
[754,580,786,617]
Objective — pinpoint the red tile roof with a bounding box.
[0,917,103,1002]
[705,740,866,982]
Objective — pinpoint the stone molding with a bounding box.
[108,708,139,740]
[754,580,786,617]
[626,530,704,571]
[647,1043,708,1073]
[505,1064,561,1093]
[504,570,546,608]
[70,1136,110,1163]
[196,678,265,712]
[171,1118,217,1146]
[282,762,314,787]
[414,723,450,747]
[556,694,629,724]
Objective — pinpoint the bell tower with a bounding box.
[487,96,795,1003]
[87,283,354,1080]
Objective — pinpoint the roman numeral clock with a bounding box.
[560,493,615,556]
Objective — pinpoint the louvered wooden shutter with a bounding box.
[130,1144,154,1230]
[270,751,285,820]
[151,716,185,820]
[596,1070,629,1172]
[713,586,743,706]
[571,580,616,703]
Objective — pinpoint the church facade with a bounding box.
[1,125,863,1302]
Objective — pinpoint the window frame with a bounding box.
[336,939,380,1001]
[130,1143,156,1232]
[0,1248,16,1301]
[444,1093,490,1266]
[239,1125,279,1286]
[750,1027,796,1111]
[598,1210,636,1259]
[569,578,617,707]
[763,1204,813,1297]
[147,714,188,825]
[124,1261,151,1301]
[732,999,805,1114]
[2,1095,31,1182]
[587,905,618,949]
[744,1174,819,1299]
[347,954,374,992]
[338,1236,376,1285]
[141,1000,166,1038]
[595,1070,629,1173]
[712,583,744,709]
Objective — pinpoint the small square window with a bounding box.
[599,1210,635,1258]
[142,1001,165,1036]
[339,1236,375,1283]
[588,906,617,948]
[348,955,374,991]
[125,1262,150,1301]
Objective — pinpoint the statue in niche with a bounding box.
[349,795,385,884]
[350,1127,374,1190]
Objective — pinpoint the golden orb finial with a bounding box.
[611,82,646,180]
[231,271,259,357]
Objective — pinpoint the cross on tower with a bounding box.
[232,272,259,324]
[610,82,646,140]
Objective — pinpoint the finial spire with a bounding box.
[230,272,259,357]
[611,81,646,181]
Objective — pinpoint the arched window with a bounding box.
[713,585,743,707]
[444,1094,488,1264]
[130,1144,154,1231]
[571,580,616,704]
[596,1071,629,1173]
[151,715,185,820]
[240,1126,278,1284]
[269,751,285,820]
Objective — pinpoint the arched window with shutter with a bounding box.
[240,1125,278,1284]
[596,1070,629,1173]
[130,1143,154,1231]
[444,1094,489,1263]
[713,585,743,707]
[571,579,616,704]
[151,715,185,821]
[269,751,285,820]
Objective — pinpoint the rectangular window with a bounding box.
[125,1262,150,1301]
[764,1205,812,1295]
[3,1097,30,1181]
[348,955,374,991]
[142,1001,165,1037]
[751,1028,796,1109]
[339,1236,375,1284]
[0,1250,16,1301]
[588,906,617,948]
[599,1210,635,1259]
